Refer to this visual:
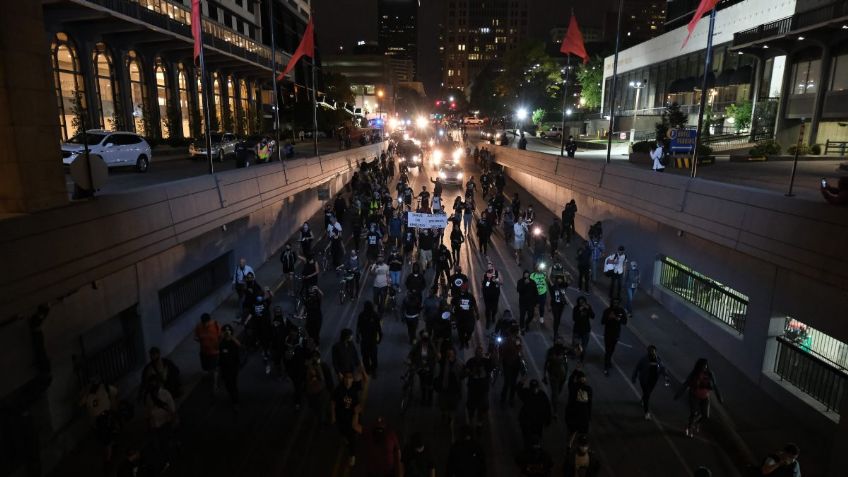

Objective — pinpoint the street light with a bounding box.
[516,107,528,134]
[449,95,455,102]
[629,79,647,143]
[416,116,429,130]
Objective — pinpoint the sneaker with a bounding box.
[265,364,271,375]
[644,412,651,420]
[539,317,544,324]
[349,456,356,467]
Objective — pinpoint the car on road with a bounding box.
[61,130,152,172]
[487,130,511,146]
[481,127,496,140]
[189,132,238,162]
[438,162,464,186]
[397,140,423,168]
[538,126,563,139]
[234,135,277,167]
[463,116,484,126]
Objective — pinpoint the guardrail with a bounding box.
[74,335,139,387]
[774,337,846,413]
[658,257,748,333]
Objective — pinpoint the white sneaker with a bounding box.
[539,317,545,324]
[644,412,651,420]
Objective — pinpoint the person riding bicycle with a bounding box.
[344,249,362,292]
[366,223,383,261]
[494,310,520,339]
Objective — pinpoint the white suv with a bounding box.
[62,130,152,172]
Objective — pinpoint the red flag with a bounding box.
[277,17,315,81]
[560,15,589,64]
[682,0,719,47]
[191,0,202,63]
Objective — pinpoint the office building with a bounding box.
[378,0,418,81]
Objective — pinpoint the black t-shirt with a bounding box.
[450,273,468,293]
[389,254,403,272]
[219,339,240,371]
[333,382,362,428]
[550,285,568,306]
[452,292,476,318]
[403,230,416,246]
[481,272,501,300]
[305,292,322,317]
[367,232,380,247]
[418,233,434,250]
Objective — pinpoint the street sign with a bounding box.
[668,128,697,153]
[69,153,108,191]
[407,212,448,229]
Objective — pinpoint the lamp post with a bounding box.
[377,89,384,139]
[516,107,528,135]
[629,79,647,143]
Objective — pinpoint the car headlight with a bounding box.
[452,149,463,161]
[433,150,443,161]
[413,155,420,162]
[439,171,446,179]
[457,172,464,179]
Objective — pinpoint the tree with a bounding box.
[655,102,688,142]
[496,40,563,113]
[725,100,752,132]
[469,62,506,118]
[108,93,127,132]
[576,56,603,111]
[531,108,546,127]
[71,91,87,137]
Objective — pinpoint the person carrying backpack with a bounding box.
[674,358,723,438]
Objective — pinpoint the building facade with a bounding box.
[441,0,529,91]
[378,0,418,81]
[44,0,310,143]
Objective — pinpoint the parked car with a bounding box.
[61,130,152,172]
[538,126,563,139]
[438,162,464,186]
[235,135,277,167]
[189,132,238,162]
[481,127,496,140]
[463,116,484,126]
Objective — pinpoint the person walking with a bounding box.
[282,326,307,410]
[513,219,528,265]
[304,350,333,422]
[452,284,478,349]
[517,378,552,450]
[332,328,364,381]
[651,141,666,172]
[517,271,538,333]
[232,257,255,311]
[549,275,570,341]
[218,324,242,410]
[408,331,438,406]
[761,443,802,477]
[331,372,364,467]
[631,345,669,420]
[481,264,501,328]
[360,417,402,477]
[588,238,605,282]
[356,302,383,377]
[565,136,578,159]
[563,434,600,477]
[449,223,464,264]
[194,313,221,388]
[624,261,641,317]
[601,299,628,376]
[561,199,577,245]
[565,369,593,448]
[515,437,553,477]
[402,433,436,477]
[675,358,723,438]
[464,346,495,432]
[548,219,562,255]
[402,291,423,345]
[445,426,486,477]
[303,285,324,346]
[572,296,594,363]
[529,265,549,326]
[603,246,627,300]
[141,376,177,466]
[299,223,314,257]
[543,340,570,419]
[435,348,465,432]
[576,243,591,293]
[477,216,492,256]
[371,256,391,314]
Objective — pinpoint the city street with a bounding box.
[52,147,828,477]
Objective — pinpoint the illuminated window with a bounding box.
[155,58,170,138]
[448,69,455,77]
[92,43,116,130]
[127,50,147,135]
[468,54,480,61]
[177,65,191,138]
[239,79,250,134]
[227,75,236,132]
[458,44,466,51]
[212,72,223,129]
[51,33,85,140]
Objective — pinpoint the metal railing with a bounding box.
[74,335,139,386]
[733,1,848,47]
[733,16,794,46]
[774,337,847,413]
[658,257,749,333]
[159,252,232,328]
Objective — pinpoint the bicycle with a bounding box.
[318,249,330,273]
[400,365,416,414]
[336,266,356,304]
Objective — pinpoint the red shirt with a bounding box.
[362,427,400,476]
[195,321,221,356]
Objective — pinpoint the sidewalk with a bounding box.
[493,162,831,476]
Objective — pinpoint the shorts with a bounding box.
[419,249,432,264]
[513,238,525,250]
[200,353,219,371]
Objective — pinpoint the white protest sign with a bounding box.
[407,212,449,229]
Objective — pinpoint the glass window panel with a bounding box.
[831,55,848,92]
[806,59,821,94]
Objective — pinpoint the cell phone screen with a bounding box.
[821,179,827,188]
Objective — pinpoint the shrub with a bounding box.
[787,144,811,156]
[811,144,822,155]
[632,141,652,154]
[749,140,781,157]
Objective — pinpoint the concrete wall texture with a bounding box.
[0,144,384,435]
[492,145,848,423]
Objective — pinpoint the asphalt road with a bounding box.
[156,151,747,477]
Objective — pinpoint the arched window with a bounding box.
[212,72,223,129]
[227,75,237,132]
[196,75,205,133]
[127,51,147,135]
[93,43,117,130]
[155,58,170,138]
[51,33,85,141]
[178,65,191,138]
[239,79,249,134]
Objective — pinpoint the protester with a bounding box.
[563,434,600,477]
[761,443,801,476]
[631,345,669,420]
[218,324,242,410]
[356,302,383,377]
[601,299,628,376]
[565,369,593,448]
[675,358,723,438]
[445,426,486,477]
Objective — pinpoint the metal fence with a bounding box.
[775,337,847,413]
[75,335,139,386]
[159,252,233,328]
[658,257,749,333]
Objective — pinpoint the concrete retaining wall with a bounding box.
[0,144,384,432]
[492,144,848,414]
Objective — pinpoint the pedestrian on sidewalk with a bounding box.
[303,285,324,345]
[232,257,255,311]
[761,443,801,476]
[631,345,669,420]
[601,299,628,376]
[651,141,666,172]
[517,271,537,333]
[303,350,332,421]
[572,297,594,362]
[357,301,383,376]
[549,275,570,341]
[563,434,600,477]
[675,358,723,438]
[446,426,486,477]
[218,324,242,410]
[331,372,364,467]
[332,328,364,381]
[565,369,593,448]
[402,433,436,477]
[517,378,552,450]
[561,200,577,245]
[194,313,221,389]
[624,261,641,316]
[576,243,592,293]
[603,246,627,300]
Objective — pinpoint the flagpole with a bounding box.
[198,40,214,174]
[268,0,283,163]
[605,0,624,163]
[559,54,571,158]
[310,58,318,158]
[691,8,716,179]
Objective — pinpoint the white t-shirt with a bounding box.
[651,146,665,170]
[372,263,390,288]
[327,222,342,238]
[432,196,442,211]
[513,222,527,241]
